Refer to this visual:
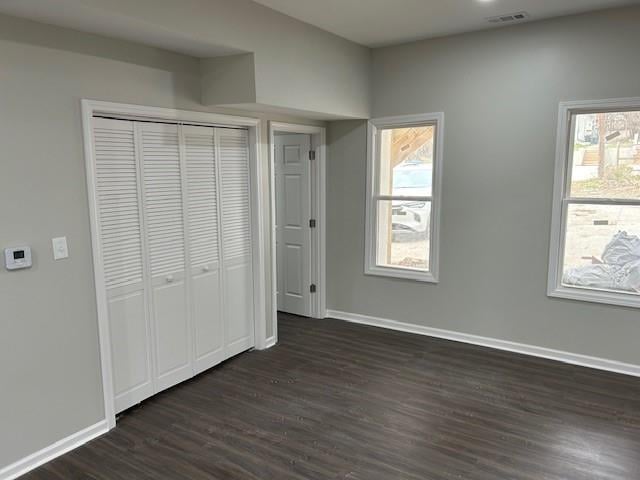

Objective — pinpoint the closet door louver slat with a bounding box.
[94,120,143,290]
[184,127,220,269]
[219,129,252,260]
[141,125,185,279]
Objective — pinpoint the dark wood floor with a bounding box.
[24,313,640,479]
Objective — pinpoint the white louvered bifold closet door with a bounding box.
[92,117,154,413]
[183,125,224,374]
[139,122,192,393]
[92,117,256,415]
[217,128,255,357]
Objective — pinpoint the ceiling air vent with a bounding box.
[487,12,530,24]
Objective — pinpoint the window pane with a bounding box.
[378,126,435,197]
[569,111,640,200]
[376,200,430,271]
[562,203,640,294]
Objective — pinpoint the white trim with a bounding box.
[566,197,640,206]
[248,121,268,350]
[315,128,328,319]
[264,335,277,349]
[547,97,640,309]
[81,101,116,430]
[0,421,108,480]
[375,195,433,202]
[82,100,261,128]
[365,264,438,283]
[552,96,640,112]
[81,100,268,428]
[327,310,640,378]
[269,122,327,334]
[549,284,640,309]
[370,112,445,127]
[365,112,444,283]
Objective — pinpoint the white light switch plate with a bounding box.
[52,236,69,260]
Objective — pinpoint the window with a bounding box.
[549,98,640,308]
[365,113,444,282]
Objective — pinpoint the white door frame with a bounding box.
[268,122,327,342]
[81,99,269,431]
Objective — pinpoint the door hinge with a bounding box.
[309,219,316,228]
[310,284,317,293]
[309,150,316,161]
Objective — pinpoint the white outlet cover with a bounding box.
[52,236,69,260]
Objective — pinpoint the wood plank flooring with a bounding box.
[23,313,640,479]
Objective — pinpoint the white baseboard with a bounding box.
[0,420,109,480]
[327,309,640,378]
[263,336,277,349]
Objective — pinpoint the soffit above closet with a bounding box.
[0,0,371,120]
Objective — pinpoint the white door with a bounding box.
[218,128,255,357]
[92,117,154,413]
[92,117,256,414]
[182,125,225,375]
[274,134,312,317]
[139,122,192,393]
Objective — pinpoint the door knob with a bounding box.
[202,265,210,272]
[166,275,174,283]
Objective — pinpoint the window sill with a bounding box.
[548,285,640,309]
[365,265,439,283]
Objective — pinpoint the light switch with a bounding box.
[52,236,69,260]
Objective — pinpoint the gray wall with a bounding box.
[141,0,371,117]
[328,7,640,365]
[1,0,371,119]
[0,15,322,469]
[201,53,257,106]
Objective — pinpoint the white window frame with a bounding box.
[548,97,640,309]
[365,112,444,283]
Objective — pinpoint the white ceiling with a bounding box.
[0,0,636,56]
[252,0,638,47]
